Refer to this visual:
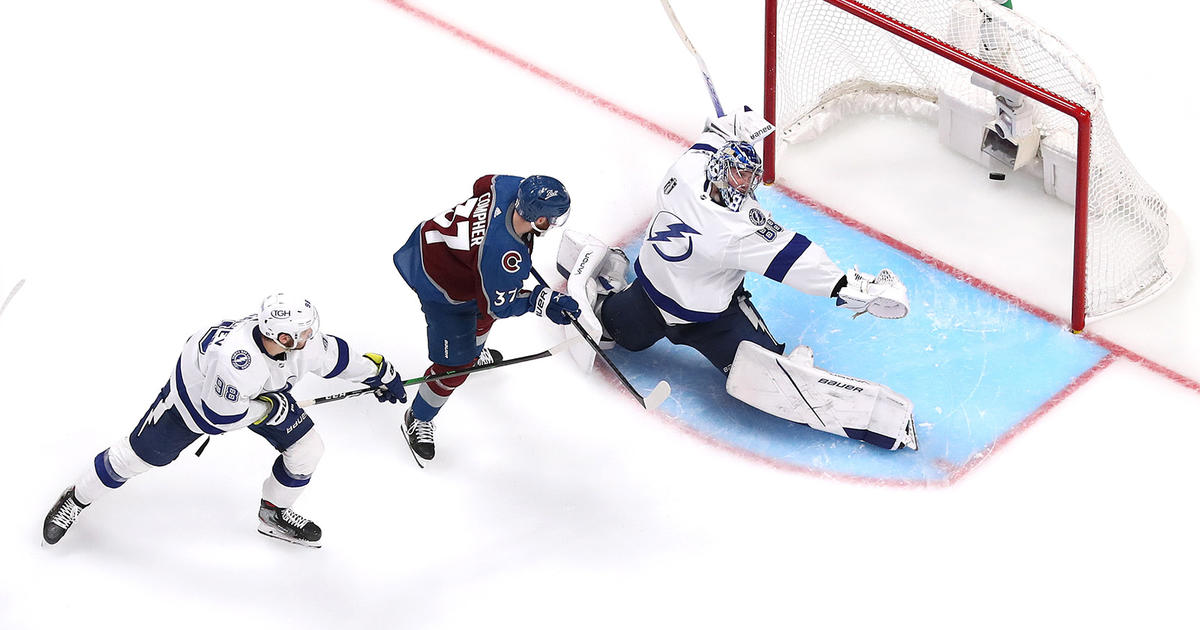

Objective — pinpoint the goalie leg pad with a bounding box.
[726,341,917,450]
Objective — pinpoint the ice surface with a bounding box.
[1,1,1198,629]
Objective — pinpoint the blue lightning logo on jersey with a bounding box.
[647,213,700,263]
[648,223,700,243]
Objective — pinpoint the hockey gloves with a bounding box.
[363,353,407,404]
[255,391,306,427]
[836,267,910,319]
[530,285,581,326]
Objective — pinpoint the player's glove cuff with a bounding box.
[363,353,406,404]
[530,286,581,326]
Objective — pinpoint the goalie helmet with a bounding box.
[513,175,571,234]
[259,293,320,350]
[706,141,763,209]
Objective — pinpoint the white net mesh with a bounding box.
[774,0,1175,319]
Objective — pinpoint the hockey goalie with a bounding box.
[557,107,918,451]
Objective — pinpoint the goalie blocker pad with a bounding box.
[555,230,632,371]
[726,341,917,451]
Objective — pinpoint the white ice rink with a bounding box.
[2,1,1198,628]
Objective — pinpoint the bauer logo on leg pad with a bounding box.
[817,377,863,393]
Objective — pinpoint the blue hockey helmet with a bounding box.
[706,141,763,195]
[513,175,571,234]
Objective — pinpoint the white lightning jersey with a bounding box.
[163,315,379,435]
[634,126,845,325]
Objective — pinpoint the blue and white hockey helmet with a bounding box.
[513,175,571,234]
[706,141,763,195]
[259,293,320,350]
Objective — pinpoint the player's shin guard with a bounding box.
[261,431,324,508]
[74,436,154,505]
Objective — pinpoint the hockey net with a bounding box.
[764,0,1182,331]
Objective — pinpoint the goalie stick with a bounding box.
[530,267,670,411]
[660,0,725,117]
[295,336,584,408]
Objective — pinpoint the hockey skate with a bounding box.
[476,347,503,366]
[42,486,87,546]
[257,499,322,548]
[403,407,436,465]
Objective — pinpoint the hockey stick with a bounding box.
[530,267,670,410]
[295,336,583,408]
[660,0,724,117]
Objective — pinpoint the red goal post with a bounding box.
[763,0,1180,332]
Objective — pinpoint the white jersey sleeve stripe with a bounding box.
[199,401,248,426]
[322,335,351,379]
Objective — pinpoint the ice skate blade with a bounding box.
[257,524,322,548]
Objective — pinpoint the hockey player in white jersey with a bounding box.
[558,107,917,451]
[41,294,408,548]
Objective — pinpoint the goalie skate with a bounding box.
[726,341,917,451]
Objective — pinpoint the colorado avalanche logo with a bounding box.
[502,250,523,273]
[231,350,252,371]
[647,212,700,263]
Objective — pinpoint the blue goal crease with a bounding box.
[608,187,1110,484]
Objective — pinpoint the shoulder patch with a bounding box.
[663,177,677,195]
[231,349,252,371]
[502,250,523,273]
[748,207,767,227]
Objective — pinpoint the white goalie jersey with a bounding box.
[163,316,379,435]
[634,124,845,325]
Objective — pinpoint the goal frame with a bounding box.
[763,0,1093,332]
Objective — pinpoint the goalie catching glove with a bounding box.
[530,286,581,326]
[362,353,407,404]
[836,268,909,319]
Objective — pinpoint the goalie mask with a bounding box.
[513,175,571,234]
[706,141,763,211]
[259,293,320,351]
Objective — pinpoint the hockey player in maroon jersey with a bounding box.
[392,175,580,462]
